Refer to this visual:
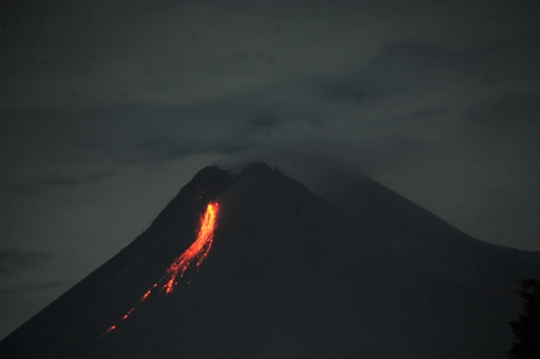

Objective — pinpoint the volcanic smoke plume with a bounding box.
[0,162,539,359]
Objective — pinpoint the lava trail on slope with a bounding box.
[103,202,219,336]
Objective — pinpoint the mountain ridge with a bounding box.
[0,162,537,359]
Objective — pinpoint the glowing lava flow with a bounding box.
[163,202,218,294]
[102,202,219,337]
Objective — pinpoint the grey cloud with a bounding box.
[250,115,280,127]
[466,92,540,128]
[323,81,367,102]
[375,41,448,69]
[42,170,117,187]
[0,39,494,188]
[0,281,64,295]
[0,250,51,260]
[403,108,448,119]
[0,173,119,192]
[2,37,534,190]
[459,91,540,162]
[0,250,52,277]
[456,91,540,180]
[0,184,35,193]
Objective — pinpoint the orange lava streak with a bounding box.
[102,202,219,337]
[163,202,218,294]
[102,325,116,337]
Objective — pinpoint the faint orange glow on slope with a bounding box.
[102,202,219,337]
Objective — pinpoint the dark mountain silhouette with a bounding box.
[0,162,538,358]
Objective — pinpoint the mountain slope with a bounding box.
[307,170,540,357]
[0,163,538,359]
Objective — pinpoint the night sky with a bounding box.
[1,0,539,340]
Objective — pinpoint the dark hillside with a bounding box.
[0,163,538,359]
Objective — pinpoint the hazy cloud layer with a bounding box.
[2,35,539,246]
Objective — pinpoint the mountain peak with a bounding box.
[0,162,538,359]
[241,161,273,175]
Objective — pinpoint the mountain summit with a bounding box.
[1,162,538,358]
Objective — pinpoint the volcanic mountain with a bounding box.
[0,163,538,358]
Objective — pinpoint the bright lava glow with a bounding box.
[102,202,219,337]
[163,202,218,294]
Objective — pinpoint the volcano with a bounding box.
[1,163,539,359]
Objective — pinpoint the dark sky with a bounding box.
[1,0,539,339]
